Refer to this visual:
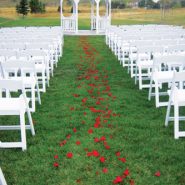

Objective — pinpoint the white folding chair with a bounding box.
[17,50,47,92]
[0,168,7,185]
[148,54,185,107]
[135,46,164,90]
[165,71,185,139]
[0,79,35,151]
[2,60,41,112]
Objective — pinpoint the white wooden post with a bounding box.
[95,0,100,34]
[91,0,94,30]
[60,0,63,27]
[76,2,78,33]
[109,0,111,25]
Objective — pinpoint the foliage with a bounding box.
[111,1,126,9]
[16,0,29,17]
[29,0,46,13]
[181,0,185,7]
[138,0,160,9]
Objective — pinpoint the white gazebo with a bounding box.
[60,0,111,34]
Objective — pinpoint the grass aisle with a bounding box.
[1,36,185,185]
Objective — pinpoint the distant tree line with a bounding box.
[111,0,185,9]
[16,0,46,17]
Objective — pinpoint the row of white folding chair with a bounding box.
[148,54,185,107]
[124,42,185,77]
[0,50,49,93]
[0,42,59,64]
[109,34,185,60]
[106,27,185,139]
[0,79,35,151]
[134,46,165,90]
[107,28,185,45]
[0,60,41,112]
[0,41,60,69]
[107,29,185,52]
[165,71,185,139]
[18,50,51,90]
[135,46,185,90]
[0,167,7,185]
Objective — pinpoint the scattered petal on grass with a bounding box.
[99,156,106,163]
[88,129,93,134]
[54,155,58,159]
[102,168,108,173]
[76,141,81,145]
[53,162,59,168]
[67,152,73,158]
[113,176,123,184]
[155,171,161,177]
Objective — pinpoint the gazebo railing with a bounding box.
[98,16,110,32]
[91,16,110,32]
[62,16,76,32]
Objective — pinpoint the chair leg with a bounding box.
[0,168,7,185]
[135,66,138,85]
[26,108,35,136]
[36,82,41,105]
[139,66,142,90]
[174,103,179,139]
[42,70,46,93]
[20,112,26,151]
[31,85,35,112]
[148,78,153,101]
[155,81,160,108]
[165,100,172,127]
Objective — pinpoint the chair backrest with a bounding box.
[167,45,185,53]
[2,60,36,77]
[0,79,24,92]
[173,71,185,83]
[153,54,185,72]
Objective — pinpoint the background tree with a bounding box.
[29,0,46,13]
[16,0,29,17]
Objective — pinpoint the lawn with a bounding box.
[1,36,185,185]
[0,7,185,28]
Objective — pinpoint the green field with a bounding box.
[1,36,185,185]
[0,8,185,28]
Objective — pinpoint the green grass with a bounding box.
[1,36,185,185]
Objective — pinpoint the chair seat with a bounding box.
[0,97,26,115]
[130,53,137,61]
[13,77,36,87]
[153,71,174,82]
[138,60,153,68]
[35,64,45,72]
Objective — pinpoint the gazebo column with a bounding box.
[60,0,63,27]
[91,0,95,30]
[74,0,79,34]
[108,0,111,25]
[95,0,100,34]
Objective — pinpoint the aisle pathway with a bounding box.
[52,36,134,184]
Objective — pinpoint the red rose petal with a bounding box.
[155,171,161,177]
[66,152,73,158]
